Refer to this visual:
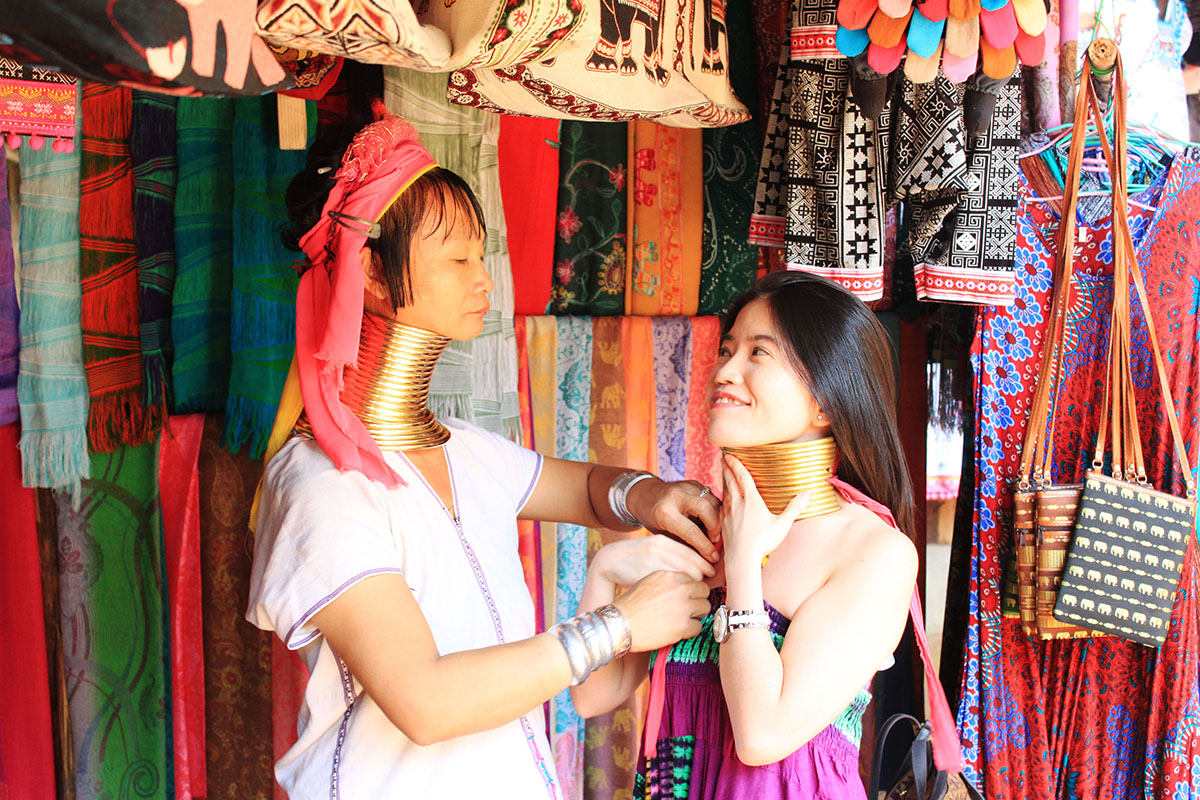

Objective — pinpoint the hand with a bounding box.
[625,478,722,563]
[721,454,810,570]
[612,571,710,652]
[593,534,716,586]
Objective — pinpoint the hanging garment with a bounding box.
[198,413,275,799]
[16,84,90,497]
[524,315,559,634]
[0,424,57,800]
[627,123,703,316]
[1021,3,1061,133]
[270,47,344,100]
[753,0,791,125]
[0,57,76,149]
[171,98,235,414]
[383,68,521,438]
[699,0,760,316]
[551,316,592,800]
[56,441,168,798]
[131,91,179,410]
[500,116,558,316]
[514,317,544,616]
[551,121,629,315]
[0,156,17,427]
[271,639,307,800]
[445,0,751,127]
[651,317,692,481]
[223,95,312,458]
[158,413,207,800]
[685,316,722,490]
[79,83,162,452]
[0,0,289,94]
[957,152,1200,800]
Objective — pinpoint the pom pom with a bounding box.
[336,114,425,183]
[29,134,44,150]
[52,138,67,153]
[5,133,21,149]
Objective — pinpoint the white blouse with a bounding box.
[247,418,560,800]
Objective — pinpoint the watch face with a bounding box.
[713,605,729,644]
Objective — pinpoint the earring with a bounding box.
[817,414,824,420]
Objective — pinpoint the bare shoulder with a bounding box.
[833,503,918,585]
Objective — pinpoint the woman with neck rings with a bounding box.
[246,115,719,799]
[571,272,920,799]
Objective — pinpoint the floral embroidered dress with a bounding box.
[633,585,871,800]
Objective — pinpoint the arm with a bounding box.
[313,567,710,746]
[520,456,721,563]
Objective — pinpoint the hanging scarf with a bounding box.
[525,315,559,634]
[552,315,591,800]
[501,117,558,316]
[159,413,207,800]
[685,317,722,491]
[131,91,179,411]
[622,316,657,477]
[171,97,235,414]
[16,85,90,496]
[197,414,274,799]
[699,0,760,316]
[272,639,307,800]
[551,121,628,315]
[626,122,702,316]
[225,95,314,459]
[514,316,543,619]
[0,424,56,799]
[651,317,692,482]
[0,156,17,426]
[56,441,167,797]
[79,83,161,452]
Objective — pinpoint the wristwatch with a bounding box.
[713,605,772,644]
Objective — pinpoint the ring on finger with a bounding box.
[697,486,712,500]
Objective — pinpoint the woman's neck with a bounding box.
[309,312,452,451]
[721,436,842,518]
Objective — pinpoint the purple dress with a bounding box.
[633,587,871,799]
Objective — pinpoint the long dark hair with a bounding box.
[720,271,916,539]
[282,121,485,310]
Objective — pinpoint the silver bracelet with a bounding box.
[594,604,632,658]
[577,611,614,667]
[608,470,656,527]
[552,621,591,685]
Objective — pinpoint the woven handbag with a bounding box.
[1051,48,1198,647]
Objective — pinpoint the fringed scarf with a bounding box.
[0,156,18,426]
[79,83,160,452]
[16,83,90,498]
[171,97,234,415]
[223,95,313,459]
[131,91,179,411]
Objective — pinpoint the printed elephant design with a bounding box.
[699,0,727,74]
[1115,607,1130,620]
[1094,540,1109,554]
[1120,578,1135,592]
[1110,545,1125,558]
[1151,525,1166,538]
[1099,511,1115,525]
[1136,491,1151,504]
[1120,487,1135,500]
[1115,516,1130,528]
[1126,548,1141,562]
[1062,594,1078,606]
[1167,528,1184,542]
[1103,573,1118,586]
[1132,520,1148,534]
[1082,508,1098,519]
[1068,565,1085,577]
[585,0,671,86]
[1145,554,1160,567]
[1162,558,1177,572]
[1155,586,1172,600]
[1139,583,1155,595]
[1103,482,1119,495]
[1150,615,1164,628]
[1086,569,1103,582]
[1133,611,1148,625]
[1098,603,1112,616]
[1080,598,1096,611]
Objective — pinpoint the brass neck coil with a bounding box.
[721,436,841,517]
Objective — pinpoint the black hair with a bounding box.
[283,121,486,310]
[720,271,917,539]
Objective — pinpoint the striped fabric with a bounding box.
[171,98,234,414]
[79,83,160,452]
[131,91,179,410]
[223,95,313,459]
[16,82,90,496]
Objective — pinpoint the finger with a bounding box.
[691,597,713,618]
[781,490,812,523]
[682,619,703,639]
[660,513,719,563]
[686,579,711,599]
[653,535,716,579]
[687,493,722,542]
[725,454,757,499]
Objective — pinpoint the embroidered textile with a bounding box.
[628,123,703,316]
[131,91,179,411]
[0,424,56,800]
[56,441,167,798]
[956,152,1200,800]
[224,95,313,459]
[79,84,161,452]
[0,0,289,95]
[16,86,90,496]
[551,121,628,315]
[445,0,751,127]
[171,98,234,415]
[0,56,76,145]
[652,317,691,481]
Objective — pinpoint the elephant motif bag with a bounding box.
[1051,50,1198,648]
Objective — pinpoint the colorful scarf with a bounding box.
[551,121,627,315]
[16,85,90,497]
[382,68,520,439]
[622,316,657,477]
[0,424,56,799]
[198,414,274,799]
[514,317,543,618]
[56,441,167,798]
[552,315,592,800]
[501,117,558,316]
[131,91,179,411]
[272,640,307,800]
[79,83,161,452]
[0,56,77,145]
[159,413,206,800]
[651,318,692,482]
[226,95,314,460]
[525,316,559,634]
[0,156,17,426]
[171,98,235,414]
[686,317,722,491]
[627,123,703,316]
[699,0,760,316]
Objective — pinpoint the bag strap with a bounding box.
[867,714,922,800]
